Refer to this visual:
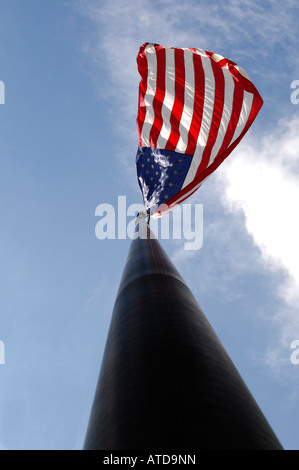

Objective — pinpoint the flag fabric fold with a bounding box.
[136,42,263,217]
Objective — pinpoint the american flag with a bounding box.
[136,43,263,217]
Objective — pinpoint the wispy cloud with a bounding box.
[75,0,299,196]
[77,0,299,142]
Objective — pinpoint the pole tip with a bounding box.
[135,211,147,225]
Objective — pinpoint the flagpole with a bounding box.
[83,213,282,450]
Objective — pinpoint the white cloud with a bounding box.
[219,116,299,345]
[221,117,299,305]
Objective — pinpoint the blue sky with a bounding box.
[0,0,299,450]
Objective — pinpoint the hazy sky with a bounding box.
[0,0,299,450]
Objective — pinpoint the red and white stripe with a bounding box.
[136,43,263,214]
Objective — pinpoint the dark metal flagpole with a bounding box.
[83,213,282,450]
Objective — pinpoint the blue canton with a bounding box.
[136,147,193,214]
